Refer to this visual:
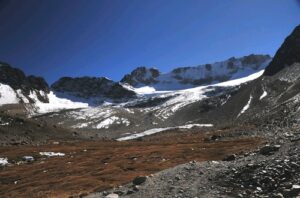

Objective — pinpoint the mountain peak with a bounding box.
[120,66,160,86]
[264,25,300,76]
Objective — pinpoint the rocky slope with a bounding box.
[121,54,271,90]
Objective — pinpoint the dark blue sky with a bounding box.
[0,0,300,84]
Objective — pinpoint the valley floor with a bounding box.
[0,126,264,197]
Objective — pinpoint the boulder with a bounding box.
[132,176,147,185]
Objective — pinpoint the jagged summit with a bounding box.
[264,25,300,76]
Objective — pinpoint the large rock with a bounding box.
[259,145,281,156]
[132,176,147,185]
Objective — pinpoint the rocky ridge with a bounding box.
[121,54,271,90]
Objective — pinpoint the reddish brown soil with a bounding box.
[0,130,264,198]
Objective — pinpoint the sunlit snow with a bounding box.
[259,90,267,100]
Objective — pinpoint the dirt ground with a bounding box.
[0,129,264,198]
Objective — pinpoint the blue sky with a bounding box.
[0,0,300,84]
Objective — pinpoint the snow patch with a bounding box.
[132,86,157,95]
[259,90,267,100]
[237,95,253,117]
[0,157,8,166]
[39,152,65,157]
[117,124,213,141]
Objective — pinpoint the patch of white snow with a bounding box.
[117,123,213,141]
[259,90,267,100]
[0,157,8,166]
[39,152,65,157]
[237,95,253,117]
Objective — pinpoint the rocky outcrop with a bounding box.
[264,25,300,76]
[51,76,136,104]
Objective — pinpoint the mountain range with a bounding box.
[1,24,300,198]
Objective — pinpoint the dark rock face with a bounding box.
[121,67,160,86]
[0,63,49,103]
[264,25,300,76]
[51,76,136,101]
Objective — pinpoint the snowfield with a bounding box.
[0,83,88,114]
